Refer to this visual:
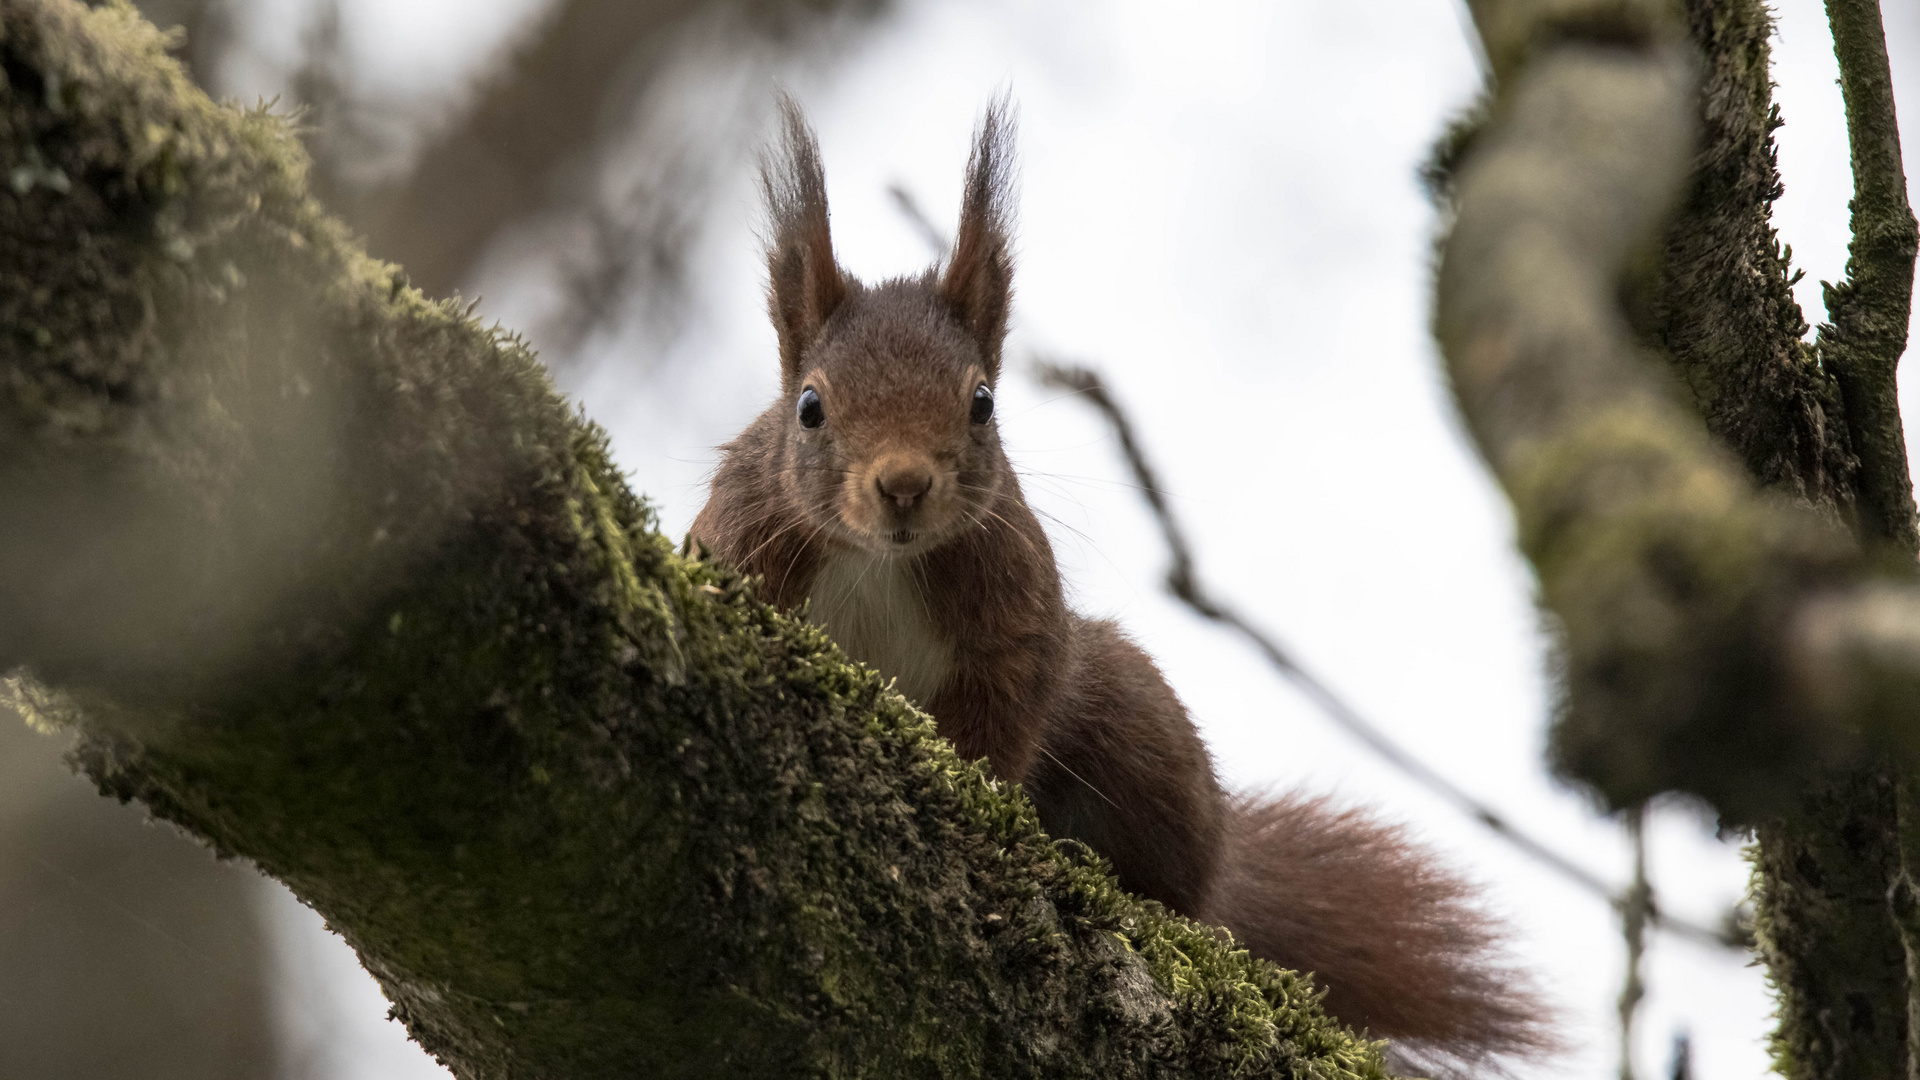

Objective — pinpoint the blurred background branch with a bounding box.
[318,0,885,306]
[0,712,278,1080]
[125,0,893,361]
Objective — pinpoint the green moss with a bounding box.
[1752,769,1908,1080]
[1642,5,1916,1076]
[0,2,1390,1077]
[1445,0,1918,1074]
[1502,401,1862,819]
[1816,0,1920,555]
[1644,0,1857,516]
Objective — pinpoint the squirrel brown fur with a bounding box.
[690,97,1557,1076]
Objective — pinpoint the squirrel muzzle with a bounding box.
[843,451,952,550]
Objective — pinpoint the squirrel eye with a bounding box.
[970,383,994,425]
[797,386,825,429]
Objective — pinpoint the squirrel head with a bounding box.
[760,96,1017,557]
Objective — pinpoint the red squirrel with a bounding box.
[690,99,1554,1075]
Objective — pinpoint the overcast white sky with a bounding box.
[219,2,1920,1077]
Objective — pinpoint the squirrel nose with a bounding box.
[875,466,933,510]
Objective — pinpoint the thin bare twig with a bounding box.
[888,183,950,258]
[1668,1032,1693,1080]
[1034,358,1741,950]
[1618,806,1650,1080]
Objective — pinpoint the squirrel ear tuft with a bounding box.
[762,94,848,389]
[940,97,1017,378]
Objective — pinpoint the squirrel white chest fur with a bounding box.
[806,548,954,705]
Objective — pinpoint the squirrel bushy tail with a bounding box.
[1211,792,1559,1078]
[1026,619,1558,1074]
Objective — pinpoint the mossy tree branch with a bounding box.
[1439,0,1873,822]
[1441,0,1920,830]
[0,2,1392,1077]
[1646,2,1915,1072]
[1818,0,1919,556]
[1441,1,1920,1076]
[1813,4,1920,1075]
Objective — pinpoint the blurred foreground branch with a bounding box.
[1440,0,1920,1075]
[0,3,1399,1077]
[1437,0,1920,821]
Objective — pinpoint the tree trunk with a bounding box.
[0,2,1391,1077]
[0,714,281,1080]
[1652,1,1915,1074]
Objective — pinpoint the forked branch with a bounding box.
[1818,0,1920,554]
[1438,0,1920,820]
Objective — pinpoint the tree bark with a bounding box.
[1651,1,1915,1075]
[1440,0,1920,1077]
[0,714,280,1080]
[0,2,1393,1077]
